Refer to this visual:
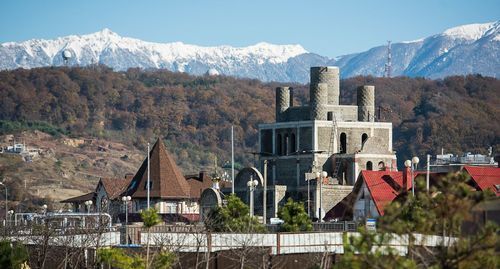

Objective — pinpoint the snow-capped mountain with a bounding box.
[1,21,499,82]
[332,21,500,79]
[0,28,310,82]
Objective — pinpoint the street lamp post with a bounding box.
[84,200,93,214]
[247,177,259,217]
[122,196,131,245]
[315,171,328,222]
[0,182,7,224]
[7,210,13,226]
[307,175,310,217]
[411,157,419,196]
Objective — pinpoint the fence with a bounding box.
[3,224,456,256]
[141,231,456,255]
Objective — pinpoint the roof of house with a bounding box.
[324,166,500,220]
[124,138,192,199]
[185,173,213,199]
[185,172,232,199]
[60,192,95,203]
[98,177,132,200]
[361,170,410,215]
[464,166,500,196]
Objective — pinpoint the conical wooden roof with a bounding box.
[125,138,191,199]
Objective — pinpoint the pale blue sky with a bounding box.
[1,0,498,57]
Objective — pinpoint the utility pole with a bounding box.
[147,142,150,209]
[426,154,431,192]
[231,126,235,194]
[263,160,267,224]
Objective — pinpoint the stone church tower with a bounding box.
[257,66,397,220]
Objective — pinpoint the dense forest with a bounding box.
[0,66,498,172]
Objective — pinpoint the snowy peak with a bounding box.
[0,21,499,82]
[441,21,498,40]
[0,29,309,76]
[330,20,500,79]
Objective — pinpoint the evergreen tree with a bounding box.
[0,240,29,269]
[205,194,265,233]
[278,198,312,232]
[141,208,161,269]
[335,172,499,268]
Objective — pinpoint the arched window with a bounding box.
[361,133,368,149]
[378,161,385,171]
[366,161,373,171]
[276,134,282,155]
[290,133,296,153]
[340,133,347,154]
[284,134,289,155]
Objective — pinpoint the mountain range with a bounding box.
[1,21,499,82]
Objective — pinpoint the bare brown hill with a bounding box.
[0,131,143,209]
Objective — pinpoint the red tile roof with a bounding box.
[361,170,410,215]
[125,138,192,199]
[60,192,95,203]
[98,177,132,200]
[464,166,500,196]
[185,172,213,199]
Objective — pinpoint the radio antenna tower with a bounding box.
[384,40,392,78]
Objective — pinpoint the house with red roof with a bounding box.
[324,165,500,222]
[62,138,219,223]
[463,166,500,196]
[94,176,133,219]
[342,168,413,221]
[122,138,216,217]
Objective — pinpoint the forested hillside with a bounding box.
[1,66,498,172]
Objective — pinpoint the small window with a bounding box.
[378,161,385,171]
[361,133,368,148]
[366,161,373,171]
[340,133,347,154]
[327,112,333,121]
[284,134,289,155]
[144,180,153,190]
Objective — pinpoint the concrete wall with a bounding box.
[275,158,298,187]
[319,185,354,219]
[299,127,313,151]
[336,126,392,155]
[285,106,310,122]
[325,105,358,122]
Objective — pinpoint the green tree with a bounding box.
[141,208,161,269]
[0,240,29,269]
[97,247,138,269]
[277,198,312,232]
[151,251,176,269]
[205,194,265,233]
[336,229,417,269]
[335,172,499,269]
